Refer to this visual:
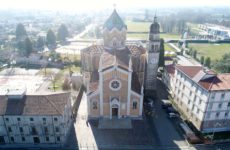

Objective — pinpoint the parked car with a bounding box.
[166,106,179,114]
[157,72,162,78]
[161,99,172,109]
[168,112,179,118]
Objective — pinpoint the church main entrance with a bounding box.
[112,107,118,118]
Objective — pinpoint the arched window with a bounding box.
[133,101,137,109]
[92,101,97,109]
[113,41,117,47]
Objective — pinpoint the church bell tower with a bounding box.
[145,15,160,95]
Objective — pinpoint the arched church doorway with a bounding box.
[110,97,120,119]
[112,104,119,118]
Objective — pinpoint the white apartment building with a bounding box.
[0,90,72,145]
[164,65,230,133]
[162,64,175,91]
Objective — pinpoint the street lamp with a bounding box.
[211,122,222,142]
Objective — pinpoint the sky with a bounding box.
[0,0,230,11]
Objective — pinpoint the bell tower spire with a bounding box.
[145,12,160,96]
[154,11,157,23]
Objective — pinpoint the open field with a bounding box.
[126,21,180,39]
[161,33,180,39]
[127,33,148,39]
[126,21,151,32]
[186,22,201,35]
[127,33,180,39]
[189,43,230,60]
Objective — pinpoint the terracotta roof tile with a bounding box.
[101,49,130,71]
[127,45,146,55]
[82,45,103,54]
[165,64,175,76]
[0,93,70,116]
[209,74,230,91]
[176,65,230,91]
[131,72,141,94]
[176,65,203,78]
[89,71,99,93]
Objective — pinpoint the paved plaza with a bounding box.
[66,93,156,149]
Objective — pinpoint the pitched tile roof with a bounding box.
[176,65,203,78]
[82,45,104,54]
[127,45,146,55]
[89,71,99,93]
[100,49,130,71]
[208,74,230,91]
[176,65,230,91]
[0,92,70,116]
[165,64,175,76]
[131,72,141,94]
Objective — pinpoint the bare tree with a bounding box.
[62,77,71,91]
[50,72,62,92]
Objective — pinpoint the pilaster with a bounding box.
[99,71,103,116]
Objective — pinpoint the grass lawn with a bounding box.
[126,21,151,32]
[161,33,180,39]
[189,43,230,61]
[186,22,202,35]
[165,43,176,52]
[127,33,180,40]
[127,33,148,39]
[60,53,81,62]
[126,20,180,40]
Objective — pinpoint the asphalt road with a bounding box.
[145,79,230,150]
[146,78,188,149]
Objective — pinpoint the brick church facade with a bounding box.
[81,9,160,119]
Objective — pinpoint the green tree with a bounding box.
[24,37,33,57]
[188,48,193,55]
[185,41,189,48]
[193,50,197,59]
[204,57,211,68]
[46,29,56,47]
[57,24,69,43]
[49,51,61,62]
[36,36,44,50]
[213,53,230,73]
[51,72,62,92]
[200,56,204,65]
[181,48,184,55]
[16,23,27,40]
[17,40,25,52]
[158,39,165,68]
